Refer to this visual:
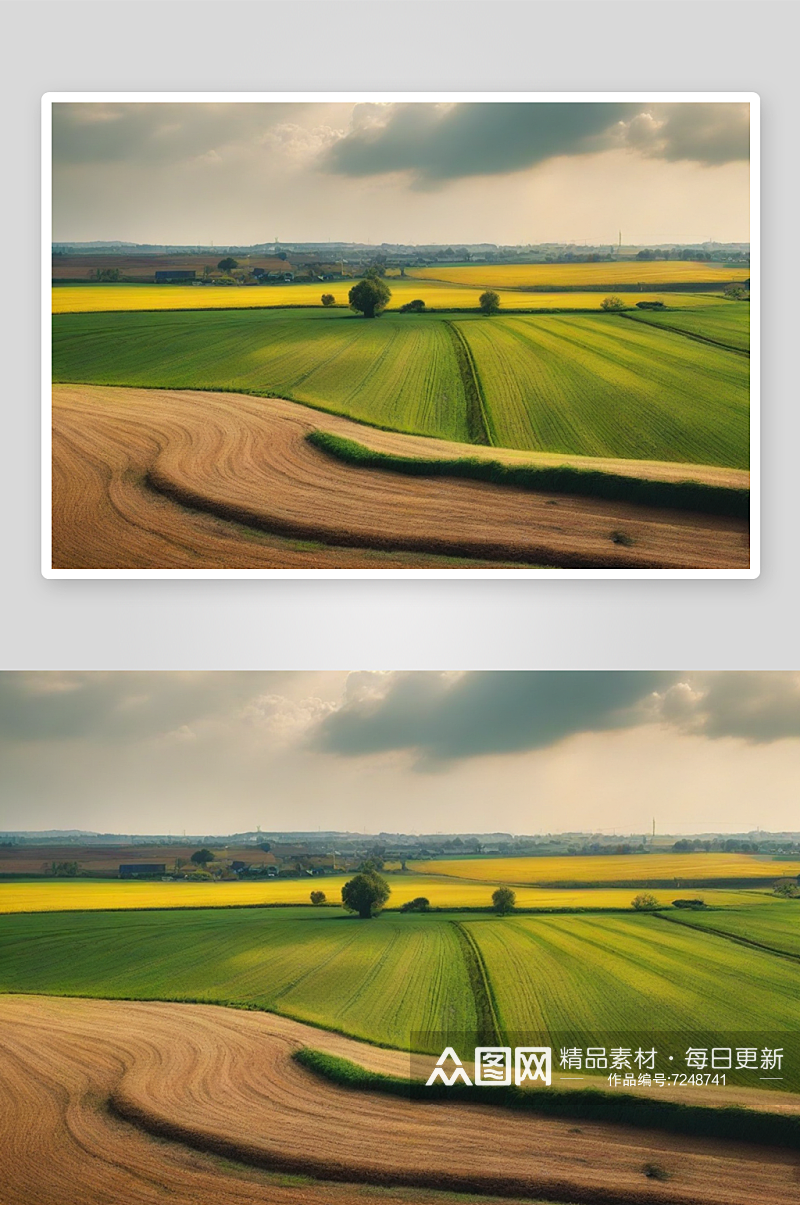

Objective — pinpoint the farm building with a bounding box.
[119,863,167,878]
[154,270,196,283]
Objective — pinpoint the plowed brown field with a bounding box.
[0,996,797,1205]
[51,385,749,570]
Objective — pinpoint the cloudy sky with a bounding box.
[52,100,751,246]
[1,672,797,837]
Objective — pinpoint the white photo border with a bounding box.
[42,91,760,580]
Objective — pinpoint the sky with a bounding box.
[1,671,798,837]
[52,100,751,247]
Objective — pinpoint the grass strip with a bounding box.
[307,431,749,519]
[294,1048,800,1151]
[451,921,502,1045]
[443,320,492,445]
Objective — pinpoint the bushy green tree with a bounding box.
[217,257,239,272]
[310,890,326,905]
[349,276,391,318]
[341,871,390,918]
[190,848,215,867]
[632,892,659,910]
[321,293,336,306]
[601,296,626,311]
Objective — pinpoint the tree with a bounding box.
[321,293,336,307]
[399,298,425,313]
[491,887,516,915]
[190,848,215,867]
[217,257,238,273]
[479,290,500,315]
[600,296,625,311]
[341,871,391,919]
[632,892,659,910]
[400,896,430,912]
[723,283,748,300]
[310,890,326,905]
[349,276,391,318]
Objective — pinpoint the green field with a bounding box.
[53,305,750,466]
[2,904,797,1079]
[454,312,749,466]
[624,304,750,353]
[662,903,800,959]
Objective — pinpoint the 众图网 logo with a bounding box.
[426,1046,551,1087]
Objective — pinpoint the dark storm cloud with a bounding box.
[624,103,751,166]
[0,672,291,743]
[313,671,676,760]
[660,673,800,742]
[323,101,750,183]
[313,672,800,764]
[324,102,636,182]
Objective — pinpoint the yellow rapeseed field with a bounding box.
[410,853,800,884]
[52,280,724,315]
[408,261,751,289]
[0,875,773,914]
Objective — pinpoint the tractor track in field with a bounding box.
[3,995,800,1205]
[653,912,800,964]
[617,312,750,357]
[51,385,750,571]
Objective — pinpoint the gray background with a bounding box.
[1,1,793,671]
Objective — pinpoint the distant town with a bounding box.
[52,238,751,287]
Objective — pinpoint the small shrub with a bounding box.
[321,293,335,307]
[310,890,326,905]
[632,892,660,911]
[672,898,707,910]
[479,290,500,315]
[643,1163,670,1181]
[492,887,516,915]
[600,296,626,311]
[400,896,430,912]
[400,298,426,313]
[611,531,634,546]
[773,880,800,898]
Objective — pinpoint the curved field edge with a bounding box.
[106,1067,676,1205]
[294,1049,800,1152]
[52,307,750,467]
[307,431,750,519]
[144,464,567,569]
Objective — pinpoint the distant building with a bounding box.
[119,863,166,878]
[154,270,196,283]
